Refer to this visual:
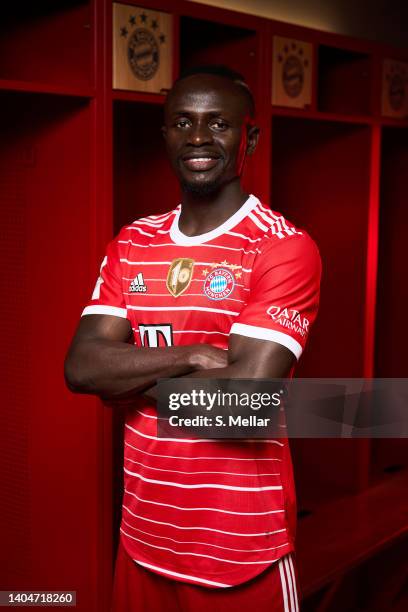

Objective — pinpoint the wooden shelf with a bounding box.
[0,78,95,98]
[376,116,408,128]
[271,104,373,125]
[112,89,166,104]
[297,470,408,597]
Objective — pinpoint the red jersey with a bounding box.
[82,194,321,588]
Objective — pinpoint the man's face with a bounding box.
[162,74,259,196]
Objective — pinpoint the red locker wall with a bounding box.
[0,1,407,610]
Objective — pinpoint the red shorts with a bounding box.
[111,538,300,612]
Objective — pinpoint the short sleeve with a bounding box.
[81,236,128,319]
[230,233,321,360]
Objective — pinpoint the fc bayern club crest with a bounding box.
[272,36,312,109]
[203,268,235,301]
[128,28,160,81]
[113,4,172,94]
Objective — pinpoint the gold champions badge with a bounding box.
[166,258,195,297]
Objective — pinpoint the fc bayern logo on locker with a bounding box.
[203,268,235,301]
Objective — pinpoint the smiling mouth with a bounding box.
[182,157,221,172]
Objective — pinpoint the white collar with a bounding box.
[169,194,259,246]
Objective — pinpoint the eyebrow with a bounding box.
[169,110,232,118]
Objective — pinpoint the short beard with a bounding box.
[180,178,221,197]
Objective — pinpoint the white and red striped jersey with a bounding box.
[82,194,321,588]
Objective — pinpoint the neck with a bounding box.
[178,179,249,237]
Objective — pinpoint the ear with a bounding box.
[246,124,260,156]
[161,125,167,140]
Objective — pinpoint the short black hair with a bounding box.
[173,64,255,118]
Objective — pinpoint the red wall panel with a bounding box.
[0,91,105,610]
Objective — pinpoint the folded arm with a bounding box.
[142,331,296,401]
[64,314,228,401]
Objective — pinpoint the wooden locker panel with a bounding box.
[113,100,180,231]
[0,2,93,88]
[270,117,372,508]
[0,159,31,586]
[271,117,371,378]
[0,91,105,610]
[372,126,408,488]
[375,127,408,377]
[318,45,372,116]
[179,17,258,94]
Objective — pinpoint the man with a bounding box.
[65,65,321,611]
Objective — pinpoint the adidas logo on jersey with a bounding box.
[129,272,147,293]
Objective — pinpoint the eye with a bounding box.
[174,118,191,129]
[210,119,229,131]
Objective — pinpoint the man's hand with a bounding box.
[141,345,228,402]
[188,345,228,370]
[182,332,296,380]
[141,335,294,403]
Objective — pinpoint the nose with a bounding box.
[188,119,213,146]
